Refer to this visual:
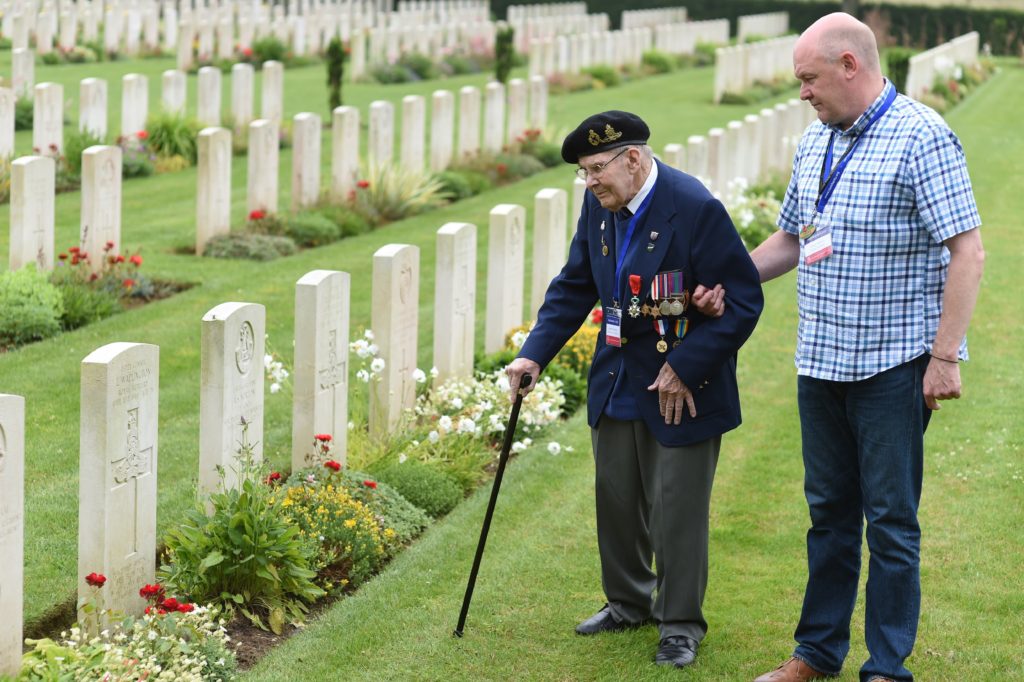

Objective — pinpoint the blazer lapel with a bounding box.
[628,164,678,312]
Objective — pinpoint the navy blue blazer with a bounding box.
[518,160,764,447]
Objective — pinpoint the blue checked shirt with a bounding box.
[778,79,981,382]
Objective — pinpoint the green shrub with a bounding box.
[15,97,32,131]
[442,53,479,75]
[887,47,915,94]
[246,210,288,235]
[63,129,106,174]
[64,45,98,63]
[252,36,287,64]
[399,52,439,80]
[287,212,341,247]
[145,112,203,164]
[584,64,621,87]
[642,49,675,74]
[494,152,545,180]
[203,233,297,260]
[495,24,515,84]
[160,440,324,634]
[0,266,65,348]
[315,203,374,237]
[326,37,346,110]
[695,41,718,66]
[461,169,493,195]
[353,164,447,224]
[538,361,587,417]
[55,282,120,331]
[434,170,475,201]
[369,62,413,84]
[41,52,60,65]
[377,461,464,519]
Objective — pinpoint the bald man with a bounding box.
[745,12,985,682]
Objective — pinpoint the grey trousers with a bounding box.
[591,417,721,641]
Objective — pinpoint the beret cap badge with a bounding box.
[588,124,624,146]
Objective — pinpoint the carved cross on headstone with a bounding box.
[453,261,473,369]
[112,408,152,556]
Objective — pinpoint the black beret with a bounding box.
[561,110,650,164]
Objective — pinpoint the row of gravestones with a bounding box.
[0,58,286,157]
[621,7,689,31]
[509,12,609,54]
[7,73,550,268]
[904,31,980,101]
[0,186,574,674]
[713,34,799,104]
[736,11,789,44]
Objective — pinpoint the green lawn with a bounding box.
[2,52,1020,681]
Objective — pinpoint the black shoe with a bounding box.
[654,635,699,668]
[574,604,640,635]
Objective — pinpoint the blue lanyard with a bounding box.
[816,85,897,214]
[613,188,655,304]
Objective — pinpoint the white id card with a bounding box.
[802,216,833,265]
[605,307,622,347]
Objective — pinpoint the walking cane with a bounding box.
[453,373,533,638]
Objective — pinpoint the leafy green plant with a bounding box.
[584,64,621,87]
[245,209,288,235]
[315,202,374,237]
[203,232,298,261]
[369,62,413,84]
[326,37,346,110]
[353,164,447,224]
[116,132,155,177]
[287,211,341,247]
[145,112,203,163]
[15,96,32,131]
[252,36,287,64]
[642,49,675,74]
[0,266,65,348]
[159,435,324,634]
[495,24,515,84]
[54,282,120,331]
[377,461,463,519]
[399,52,439,80]
[63,128,106,174]
[434,170,476,201]
[887,47,915,94]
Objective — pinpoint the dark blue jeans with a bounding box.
[793,355,931,682]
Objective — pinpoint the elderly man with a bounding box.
[737,12,985,682]
[506,111,763,668]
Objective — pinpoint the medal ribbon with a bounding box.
[816,84,897,214]
[654,318,666,336]
[674,318,689,339]
[613,189,656,304]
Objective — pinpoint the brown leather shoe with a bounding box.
[753,657,829,682]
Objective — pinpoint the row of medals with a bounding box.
[629,295,688,353]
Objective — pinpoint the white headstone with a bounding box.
[12,49,34,99]
[80,78,108,139]
[121,74,148,138]
[292,270,350,470]
[662,143,686,171]
[485,204,526,353]
[260,60,284,124]
[433,222,477,383]
[458,85,480,159]
[176,20,194,71]
[231,63,255,135]
[33,83,64,155]
[196,127,232,255]
[0,88,15,160]
[331,105,359,202]
[482,82,504,153]
[80,146,123,274]
[79,342,159,620]
[370,244,419,435]
[687,135,708,185]
[0,394,24,677]
[9,155,55,272]
[430,90,454,172]
[400,94,425,172]
[706,127,725,195]
[200,303,266,496]
[161,70,186,116]
[292,112,322,210]
[197,66,222,127]
[572,177,587,230]
[247,119,279,214]
[528,75,548,132]
[531,188,568,318]
[368,100,394,169]
[506,78,527,145]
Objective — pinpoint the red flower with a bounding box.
[265,471,282,484]
[137,130,149,140]
[590,308,603,324]
[85,572,106,587]
[130,254,143,266]
[71,256,81,265]
[116,254,126,263]
[139,584,163,600]
[89,273,99,282]
[315,433,332,442]
[363,480,377,489]
[242,47,253,57]
[144,605,155,615]
[324,460,341,472]
[496,163,508,175]
[49,143,58,152]
[177,602,195,613]
[58,253,68,260]
[249,209,266,220]
[105,240,115,251]
[356,180,370,189]
[160,597,180,611]
[69,246,80,253]
[123,278,135,288]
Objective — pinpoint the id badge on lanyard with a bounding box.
[801,211,833,265]
[605,306,623,347]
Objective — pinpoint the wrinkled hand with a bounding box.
[692,284,725,318]
[923,357,962,410]
[505,357,541,403]
[646,362,696,424]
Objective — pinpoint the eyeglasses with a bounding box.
[575,147,631,180]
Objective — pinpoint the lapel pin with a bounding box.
[646,243,655,252]
[650,231,659,241]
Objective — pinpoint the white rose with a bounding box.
[413,368,427,384]
[370,358,386,373]
[547,442,562,455]
[438,415,453,431]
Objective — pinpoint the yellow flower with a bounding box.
[344,519,357,529]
